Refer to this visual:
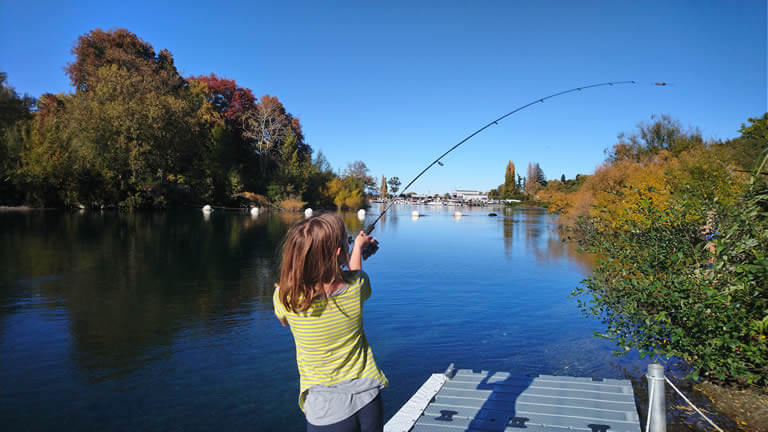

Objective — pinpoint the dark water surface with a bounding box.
[1,206,658,431]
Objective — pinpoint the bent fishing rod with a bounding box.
[355,80,668,257]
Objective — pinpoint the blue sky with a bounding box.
[2,0,766,194]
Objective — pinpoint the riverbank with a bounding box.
[0,206,36,211]
[695,381,768,432]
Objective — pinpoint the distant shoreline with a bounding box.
[0,206,37,212]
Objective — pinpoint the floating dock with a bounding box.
[385,366,642,432]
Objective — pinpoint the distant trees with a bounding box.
[323,177,364,210]
[320,161,372,209]
[1,28,369,210]
[387,176,401,195]
[489,160,552,201]
[524,162,545,197]
[344,161,375,193]
[538,114,752,225]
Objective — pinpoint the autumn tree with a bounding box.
[524,163,540,197]
[503,160,516,198]
[323,177,365,210]
[608,114,704,163]
[2,28,377,210]
[67,28,182,93]
[344,161,375,193]
[379,175,388,197]
[58,65,204,206]
[187,74,256,124]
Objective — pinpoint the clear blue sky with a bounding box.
[2,0,766,194]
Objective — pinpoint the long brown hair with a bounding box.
[278,213,351,312]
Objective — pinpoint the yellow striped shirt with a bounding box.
[273,270,388,411]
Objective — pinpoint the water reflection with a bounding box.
[1,206,606,432]
[0,211,287,379]
[500,207,594,273]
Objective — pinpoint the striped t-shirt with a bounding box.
[273,270,388,411]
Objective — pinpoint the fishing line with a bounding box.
[355,80,667,257]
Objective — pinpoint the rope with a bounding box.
[645,375,655,432]
[644,374,725,432]
[664,376,725,432]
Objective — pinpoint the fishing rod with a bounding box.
[356,80,666,258]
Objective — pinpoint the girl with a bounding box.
[273,213,388,432]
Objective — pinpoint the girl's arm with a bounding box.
[349,231,376,271]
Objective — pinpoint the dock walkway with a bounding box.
[385,367,642,432]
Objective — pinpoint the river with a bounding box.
[1,206,661,431]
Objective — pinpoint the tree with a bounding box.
[2,27,375,210]
[240,94,309,185]
[561,174,566,182]
[0,72,34,128]
[387,176,401,195]
[323,177,365,210]
[187,73,256,124]
[67,28,182,93]
[524,163,539,196]
[608,115,703,162]
[719,113,768,171]
[302,151,335,206]
[344,161,375,193]
[17,63,206,208]
[0,72,35,203]
[379,175,387,197]
[535,163,546,186]
[503,160,516,198]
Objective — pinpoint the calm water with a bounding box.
[1,206,657,431]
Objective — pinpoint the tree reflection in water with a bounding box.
[1,211,288,378]
[0,210,384,381]
[501,207,594,273]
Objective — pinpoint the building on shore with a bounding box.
[451,189,488,203]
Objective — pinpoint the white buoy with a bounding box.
[411,210,420,217]
[304,208,313,218]
[250,207,259,216]
[454,211,463,218]
[357,209,366,221]
[202,204,213,213]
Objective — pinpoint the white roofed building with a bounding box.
[451,190,488,202]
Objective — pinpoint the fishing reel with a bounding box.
[346,227,380,260]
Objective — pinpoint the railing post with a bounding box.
[646,363,666,432]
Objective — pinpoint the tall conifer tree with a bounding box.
[504,161,516,197]
[379,175,387,197]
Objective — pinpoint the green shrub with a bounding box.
[573,160,768,385]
